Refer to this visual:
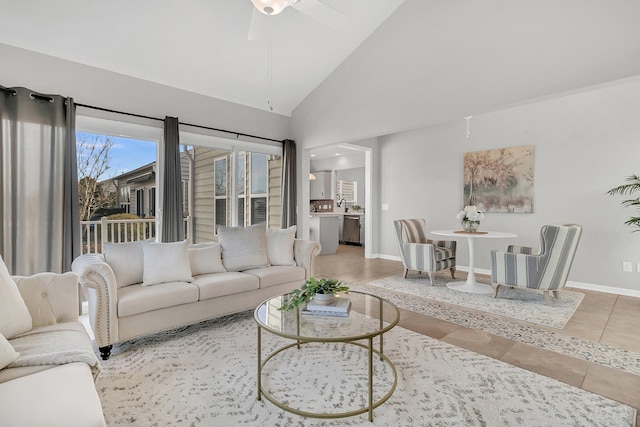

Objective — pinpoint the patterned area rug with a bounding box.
[96,312,636,426]
[366,275,583,329]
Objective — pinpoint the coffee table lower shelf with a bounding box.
[257,338,398,421]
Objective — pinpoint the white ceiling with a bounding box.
[0,0,404,116]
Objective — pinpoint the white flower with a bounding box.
[456,207,484,222]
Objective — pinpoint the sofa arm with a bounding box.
[294,239,321,279]
[71,254,119,348]
[12,272,79,328]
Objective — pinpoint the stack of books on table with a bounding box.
[302,298,351,317]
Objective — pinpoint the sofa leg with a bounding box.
[449,267,456,279]
[99,345,113,360]
[403,268,408,278]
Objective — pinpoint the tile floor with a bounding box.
[316,244,640,424]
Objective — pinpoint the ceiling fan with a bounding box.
[248,0,348,40]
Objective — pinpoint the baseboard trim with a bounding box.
[566,281,640,298]
[371,254,639,297]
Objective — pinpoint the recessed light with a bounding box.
[335,153,340,156]
[310,154,316,157]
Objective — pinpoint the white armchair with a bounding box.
[394,219,456,285]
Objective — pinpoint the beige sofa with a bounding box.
[0,271,105,427]
[72,224,321,360]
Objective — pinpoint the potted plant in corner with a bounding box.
[607,175,640,232]
[279,277,349,311]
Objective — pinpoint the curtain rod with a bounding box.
[75,102,284,144]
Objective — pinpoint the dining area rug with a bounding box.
[365,274,583,329]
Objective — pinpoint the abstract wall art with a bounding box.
[463,145,534,213]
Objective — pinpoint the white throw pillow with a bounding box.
[266,225,297,266]
[103,241,144,287]
[0,255,32,339]
[142,240,194,286]
[0,333,19,370]
[188,243,226,276]
[218,223,269,272]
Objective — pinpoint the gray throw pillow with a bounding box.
[218,223,269,272]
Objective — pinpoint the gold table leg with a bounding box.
[257,325,262,401]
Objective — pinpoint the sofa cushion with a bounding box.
[0,255,32,339]
[0,334,19,370]
[0,362,106,427]
[192,272,259,300]
[118,282,199,317]
[218,223,269,272]
[266,225,297,266]
[142,240,194,286]
[243,266,306,289]
[103,241,144,287]
[188,242,227,276]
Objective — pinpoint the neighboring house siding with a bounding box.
[193,147,227,243]
[268,157,282,229]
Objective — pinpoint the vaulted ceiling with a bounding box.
[0,0,405,116]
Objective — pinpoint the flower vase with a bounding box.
[463,221,480,233]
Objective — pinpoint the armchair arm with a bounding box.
[12,272,79,328]
[294,239,321,279]
[427,239,457,251]
[507,245,539,255]
[491,250,540,286]
[401,241,438,271]
[71,254,119,348]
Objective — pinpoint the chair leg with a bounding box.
[403,268,408,278]
[552,290,559,299]
[543,291,554,306]
[492,284,500,299]
[449,267,456,279]
[428,272,435,286]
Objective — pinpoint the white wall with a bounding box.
[377,78,640,291]
[0,43,291,141]
[293,0,640,147]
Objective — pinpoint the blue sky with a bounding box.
[77,132,156,181]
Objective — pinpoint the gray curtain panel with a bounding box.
[280,139,297,229]
[161,116,184,242]
[0,86,80,275]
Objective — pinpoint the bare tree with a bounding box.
[77,134,115,220]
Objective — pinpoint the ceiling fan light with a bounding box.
[250,0,294,15]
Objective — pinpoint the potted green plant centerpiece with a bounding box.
[279,277,349,311]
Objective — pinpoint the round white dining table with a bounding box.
[431,230,517,294]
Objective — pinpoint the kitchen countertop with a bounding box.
[310,212,365,216]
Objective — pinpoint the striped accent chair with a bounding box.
[491,224,583,306]
[394,219,457,285]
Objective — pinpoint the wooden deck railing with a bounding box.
[80,217,191,254]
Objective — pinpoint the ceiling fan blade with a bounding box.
[292,0,348,30]
[248,7,270,41]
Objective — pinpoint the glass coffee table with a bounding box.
[254,290,400,422]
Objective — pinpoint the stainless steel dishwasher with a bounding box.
[343,215,361,245]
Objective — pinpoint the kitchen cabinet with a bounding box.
[309,215,339,255]
[310,171,332,199]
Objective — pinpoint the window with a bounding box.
[336,180,357,209]
[214,157,228,228]
[136,189,145,217]
[149,188,156,217]
[249,152,268,225]
[119,186,131,213]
